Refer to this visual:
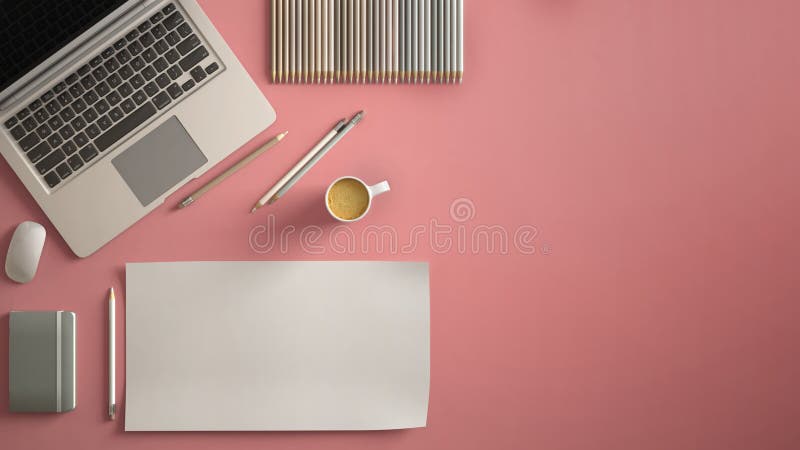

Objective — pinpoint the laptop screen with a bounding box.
[0,0,129,93]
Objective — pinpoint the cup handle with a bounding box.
[368,181,391,198]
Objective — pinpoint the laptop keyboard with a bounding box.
[2,3,222,190]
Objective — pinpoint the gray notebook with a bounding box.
[9,311,76,413]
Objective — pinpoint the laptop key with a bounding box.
[163,12,184,30]
[83,90,99,105]
[65,73,79,85]
[107,91,122,106]
[179,46,208,71]
[107,73,122,88]
[69,83,84,98]
[137,21,151,33]
[36,124,52,138]
[82,107,97,123]
[89,55,103,67]
[27,141,51,163]
[79,144,99,162]
[5,117,18,128]
[165,49,180,64]
[162,3,176,15]
[95,103,156,152]
[56,163,72,179]
[62,140,78,155]
[177,34,200,56]
[181,79,195,91]
[23,117,37,132]
[40,91,55,103]
[59,124,75,140]
[101,47,115,59]
[118,82,133,98]
[45,100,61,115]
[73,132,89,147]
[17,108,31,120]
[33,108,49,123]
[47,115,63,130]
[29,99,42,111]
[10,125,25,140]
[53,82,67,94]
[140,32,155,48]
[114,39,126,50]
[96,81,111,96]
[125,29,140,42]
[104,58,119,72]
[92,66,108,81]
[44,171,61,188]
[120,98,136,114]
[71,116,86,131]
[59,107,75,122]
[167,65,182,80]
[47,133,62,148]
[177,22,192,38]
[78,64,91,76]
[36,149,65,174]
[72,99,87,114]
[116,49,131,64]
[119,64,134,79]
[68,154,84,171]
[154,39,169,54]
[167,83,183,99]
[132,90,147,105]
[86,124,101,139]
[150,12,164,24]
[98,115,112,130]
[155,73,170,88]
[57,92,72,106]
[153,92,171,109]
[19,133,40,152]
[153,57,169,72]
[95,99,110,114]
[144,82,159,97]
[130,74,145,89]
[142,48,157,63]
[190,66,207,82]
[81,75,96,89]
[128,41,143,56]
[165,31,181,46]
[109,107,123,122]
[142,65,157,81]
[151,24,166,39]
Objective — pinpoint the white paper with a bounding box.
[124,261,429,431]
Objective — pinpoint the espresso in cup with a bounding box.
[325,177,390,222]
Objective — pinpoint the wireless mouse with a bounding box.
[5,221,46,284]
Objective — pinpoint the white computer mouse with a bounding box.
[5,221,46,284]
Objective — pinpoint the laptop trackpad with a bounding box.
[112,117,207,206]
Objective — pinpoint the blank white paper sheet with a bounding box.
[125,261,429,431]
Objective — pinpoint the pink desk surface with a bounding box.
[2,1,799,449]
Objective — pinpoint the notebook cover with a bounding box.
[9,311,76,413]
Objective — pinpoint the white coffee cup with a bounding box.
[325,176,390,222]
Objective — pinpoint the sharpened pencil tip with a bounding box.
[278,131,289,139]
[110,287,115,300]
[250,207,257,214]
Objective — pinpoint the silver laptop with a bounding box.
[0,0,276,257]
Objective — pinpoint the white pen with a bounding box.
[269,111,363,204]
[251,119,345,212]
[108,287,116,420]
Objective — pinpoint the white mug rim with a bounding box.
[325,176,373,222]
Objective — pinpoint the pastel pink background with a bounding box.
[2,0,799,448]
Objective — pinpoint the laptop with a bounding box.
[0,0,276,257]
